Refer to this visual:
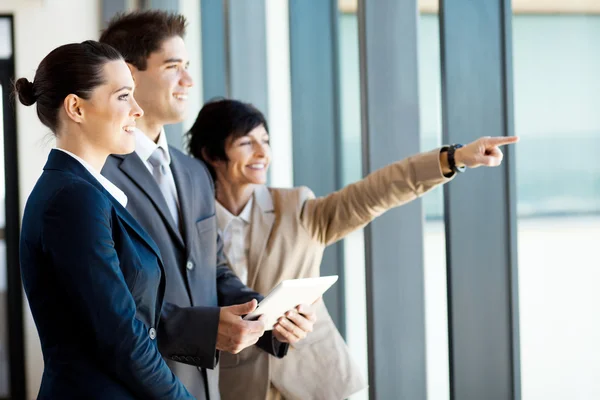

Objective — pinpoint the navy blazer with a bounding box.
[20,150,193,399]
[102,147,287,399]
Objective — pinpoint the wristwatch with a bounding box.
[441,144,466,176]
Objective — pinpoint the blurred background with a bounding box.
[0,0,599,399]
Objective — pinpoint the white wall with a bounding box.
[179,0,203,135]
[0,0,102,397]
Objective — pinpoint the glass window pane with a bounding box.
[338,3,449,399]
[0,19,12,60]
[418,8,450,400]
[338,9,369,400]
[513,11,600,400]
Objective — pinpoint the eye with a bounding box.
[239,140,251,146]
[263,138,270,145]
[166,64,179,70]
[118,93,129,101]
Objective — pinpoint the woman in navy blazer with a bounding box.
[16,41,193,399]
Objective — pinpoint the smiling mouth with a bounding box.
[123,125,136,133]
[173,94,188,100]
[247,164,266,170]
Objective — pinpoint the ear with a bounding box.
[63,94,84,123]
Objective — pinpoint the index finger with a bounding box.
[484,136,519,147]
[283,311,312,333]
[296,304,315,317]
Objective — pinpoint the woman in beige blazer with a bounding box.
[185,99,518,400]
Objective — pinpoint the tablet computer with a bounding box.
[243,275,338,330]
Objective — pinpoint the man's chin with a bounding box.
[171,102,189,117]
[166,110,187,125]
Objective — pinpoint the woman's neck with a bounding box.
[215,181,256,216]
[55,134,107,173]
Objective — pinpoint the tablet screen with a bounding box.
[243,275,338,330]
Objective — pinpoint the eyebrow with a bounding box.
[112,86,133,94]
[164,58,190,66]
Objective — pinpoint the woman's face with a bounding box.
[216,124,271,187]
[79,60,143,155]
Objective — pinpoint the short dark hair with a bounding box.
[14,40,122,133]
[99,10,187,70]
[186,99,269,182]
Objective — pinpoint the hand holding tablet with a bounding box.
[243,275,338,330]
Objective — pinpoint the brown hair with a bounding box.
[14,40,122,133]
[99,10,187,71]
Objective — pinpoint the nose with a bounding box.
[253,141,268,157]
[180,68,194,88]
[130,95,144,118]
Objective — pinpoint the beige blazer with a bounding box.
[218,149,452,400]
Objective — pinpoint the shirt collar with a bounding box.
[215,197,253,233]
[55,148,128,208]
[134,127,171,164]
[239,196,253,223]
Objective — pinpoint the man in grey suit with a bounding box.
[100,10,316,399]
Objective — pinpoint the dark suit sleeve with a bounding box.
[43,184,193,400]
[157,302,221,368]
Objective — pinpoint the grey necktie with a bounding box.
[147,147,180,230]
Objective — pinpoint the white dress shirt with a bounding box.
[134,128,181,228]
[215,197,253,285]
[56,148,128,208]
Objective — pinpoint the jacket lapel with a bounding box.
[247,185,275,289]
[169,148,195,258]
[44,150,164,263]
[117,152,185,249]
[110,197,164,266]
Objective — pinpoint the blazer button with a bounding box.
[186,261,194,270]
[149,327,157,340]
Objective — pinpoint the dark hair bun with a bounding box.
[15,77,36,106]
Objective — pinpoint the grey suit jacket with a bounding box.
[102,147,287,400]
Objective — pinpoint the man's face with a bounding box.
[129,35,193,127]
